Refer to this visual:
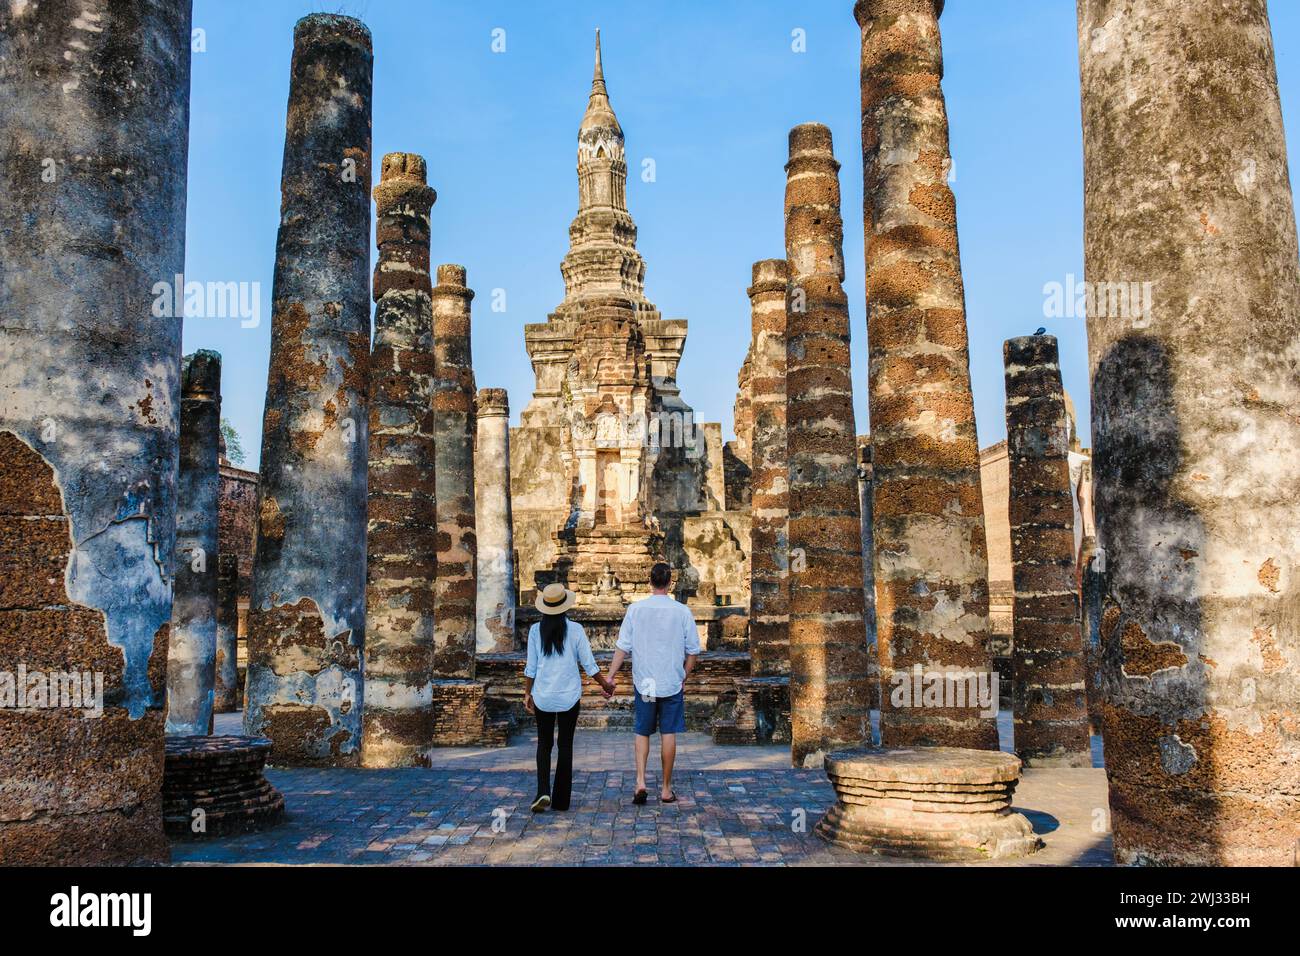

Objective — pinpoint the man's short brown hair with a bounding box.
[650,562,672,589]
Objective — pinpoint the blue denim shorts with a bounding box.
[633,689,685,736]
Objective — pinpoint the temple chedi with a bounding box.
[511,32,749,643]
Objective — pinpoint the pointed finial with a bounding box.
[593,28,606,94]
[581,28,620,134]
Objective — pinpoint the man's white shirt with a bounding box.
[615,593,701,700]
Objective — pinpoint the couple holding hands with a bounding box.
[523,562,701,812]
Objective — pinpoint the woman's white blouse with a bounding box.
[524,619,599,713]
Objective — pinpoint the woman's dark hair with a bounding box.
[540,612,567,657]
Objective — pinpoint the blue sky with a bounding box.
[184,0,1300,469]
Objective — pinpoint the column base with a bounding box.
[163,735,285,839]
[815,747,1042,861]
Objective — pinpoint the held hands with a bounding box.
[597,674,615,699]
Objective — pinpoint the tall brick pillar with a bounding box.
[1003,335,1089,767]
[475,388,517,654]
[746,259,791,678]
[245,14,372,767]
[0,0,193,864]
[855,0,998,750]
[362,152,438,768]
[783,124,872,768]
[1079,0,1300,864]
[167,350,223,736]
[857,438,880,711]
[215,553,240,713]
[430,265,484,743]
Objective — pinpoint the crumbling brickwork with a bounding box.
[783,124,872,768]
[855,0,998,750]
[362,152,438,768]
[746,260,791,678]
[431,264,478,679]
[1003,335,1089,767]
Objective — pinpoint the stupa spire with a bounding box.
[581,28,620,134]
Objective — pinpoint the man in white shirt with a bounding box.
[606,562,701,804]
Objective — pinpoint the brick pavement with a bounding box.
[177,713,1113,866]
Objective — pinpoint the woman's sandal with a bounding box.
[633,789,648,805]
[660,792,678,804]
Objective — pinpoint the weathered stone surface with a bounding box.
[855,0,998,750]
[475,387,517,654]
[168,350,223,736]
[215,553,240,712]
[1079,0,1300,865]
[1003,336,1089,767]
[431,264,478,683]
[245,13,372,767]
[783,124,872,768]
[816,746,1041,859]
[0,0,192,865]
[711,675,792,745]
[747,260,791,678]
[163,735,284,838]
[362,152,437,768]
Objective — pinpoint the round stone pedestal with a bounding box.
[163,735,285,839]
[816,747,1042,861]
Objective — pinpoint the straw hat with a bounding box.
[535,582,577,615]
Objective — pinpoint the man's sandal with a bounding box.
[633,789,648,805]
[661,792,678,804]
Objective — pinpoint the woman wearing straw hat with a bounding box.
[524,583,615,812]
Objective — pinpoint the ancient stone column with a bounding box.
[1003,335,1089,767]
[783,124,872,767]
[475,388,517,654]
[0,0,192,864]
[1079,0,1300,865]
[215,553,240,713]
[855,0,998,750]
[244,14,372,767]
[431,265,478,676]
[747,259,792,678]
[857,438,880,710]
[167,350,223,736]
[362,152,438,769]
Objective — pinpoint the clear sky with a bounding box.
[184,0,1300,470]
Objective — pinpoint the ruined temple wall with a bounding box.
[218,464,259,605]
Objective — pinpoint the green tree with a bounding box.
[220,418,245,466]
